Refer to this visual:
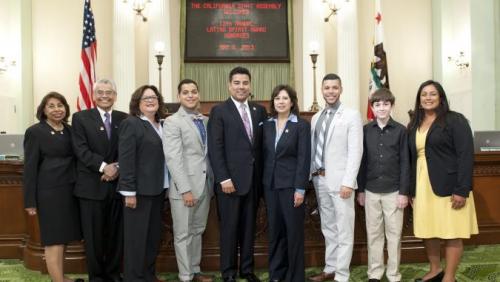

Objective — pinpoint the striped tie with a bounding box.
[240,103,253,142]
[314,110,332,170]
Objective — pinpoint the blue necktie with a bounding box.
[193,118,206,145]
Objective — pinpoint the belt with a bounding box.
[311,168,325,177]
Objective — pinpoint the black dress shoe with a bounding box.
[74,279,85,282]
[240,273,261,282]
[223,276,236,282]
[414,271,444,282]
[368,279,381,282]
[270,279,281,282]
[108,275,123,282]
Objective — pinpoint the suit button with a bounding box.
[203,170,206,173]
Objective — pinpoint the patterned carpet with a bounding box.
[1,245,499,281]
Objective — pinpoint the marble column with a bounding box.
[336,0,360,110]
[112,0,136,112]
[302,0,326,111]
[148,0,174,102]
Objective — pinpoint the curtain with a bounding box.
[179,0,294,101]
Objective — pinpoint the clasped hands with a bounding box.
[101,162,119,182]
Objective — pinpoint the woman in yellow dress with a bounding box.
[408,80,478,282]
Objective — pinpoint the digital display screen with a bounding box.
[185,0,289,61]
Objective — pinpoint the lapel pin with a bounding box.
[50,131,55,135]
[285,129,289,133]
[100,126,104,131]
[253,107,256,111]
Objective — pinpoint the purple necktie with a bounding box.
[104,112,111,139]
[240,104,253,142]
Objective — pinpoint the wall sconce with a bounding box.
[154,41,165,94]
[309,42,321,112]
[0,57,16,74]
[323,0,349,22]
[123,0,151,22]
[448,51,470,69]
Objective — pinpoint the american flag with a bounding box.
[78,0,97,111]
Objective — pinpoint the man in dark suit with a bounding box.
[207,66,267,282]
[72,78,128,282]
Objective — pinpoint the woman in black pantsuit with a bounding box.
[23,92,82,282]
[118,85,168,282]
[262,85,311,282]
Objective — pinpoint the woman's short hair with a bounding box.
[269,84,300,117]
[36,92,70,123]
[129,85,166,122]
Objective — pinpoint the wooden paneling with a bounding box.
[1,147,499,273]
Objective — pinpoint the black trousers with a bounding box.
[216,189,258,278]
[123,192,165,282]
[265,188,305,282]
[79,194,123,282]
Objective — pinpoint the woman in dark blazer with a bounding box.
[262,85,311,282]
[118,85,168,282]
[408,80,478,282]
[23,92,82,282]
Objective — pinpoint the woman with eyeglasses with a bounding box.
[23,92,82,282]
[118,85,169,281]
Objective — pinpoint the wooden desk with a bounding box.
[1,144,499,273]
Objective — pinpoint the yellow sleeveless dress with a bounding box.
[413,129,479,239]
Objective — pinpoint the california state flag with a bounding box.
[367,0,390,120]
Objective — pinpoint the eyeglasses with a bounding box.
[95,90,115,96]
[141,95,158,101]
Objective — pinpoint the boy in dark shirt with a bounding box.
[357,88,410,282]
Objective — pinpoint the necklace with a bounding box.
[46,120,64,134]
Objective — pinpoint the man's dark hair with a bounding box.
[177,79,199,94]
[229,66,251,82]
[322,73,342,86]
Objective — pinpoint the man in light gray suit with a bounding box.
[163,79,214,282]
[308,73,363,282]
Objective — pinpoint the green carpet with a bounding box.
[1,245,499,281]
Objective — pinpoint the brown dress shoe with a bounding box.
[193,273,214,282]
[308,272,335,282]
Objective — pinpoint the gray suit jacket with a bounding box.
[310,103,363,191]
[163,106,214,200]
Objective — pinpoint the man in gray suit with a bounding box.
[163,79,214,282]
[308,73,363,282]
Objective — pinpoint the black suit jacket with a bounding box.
[23,121,76,208]
[207,98,267,195]
[409,111,474,198]
[117,116,165,196]
[72,108,128,200]
[262,117,311,190]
